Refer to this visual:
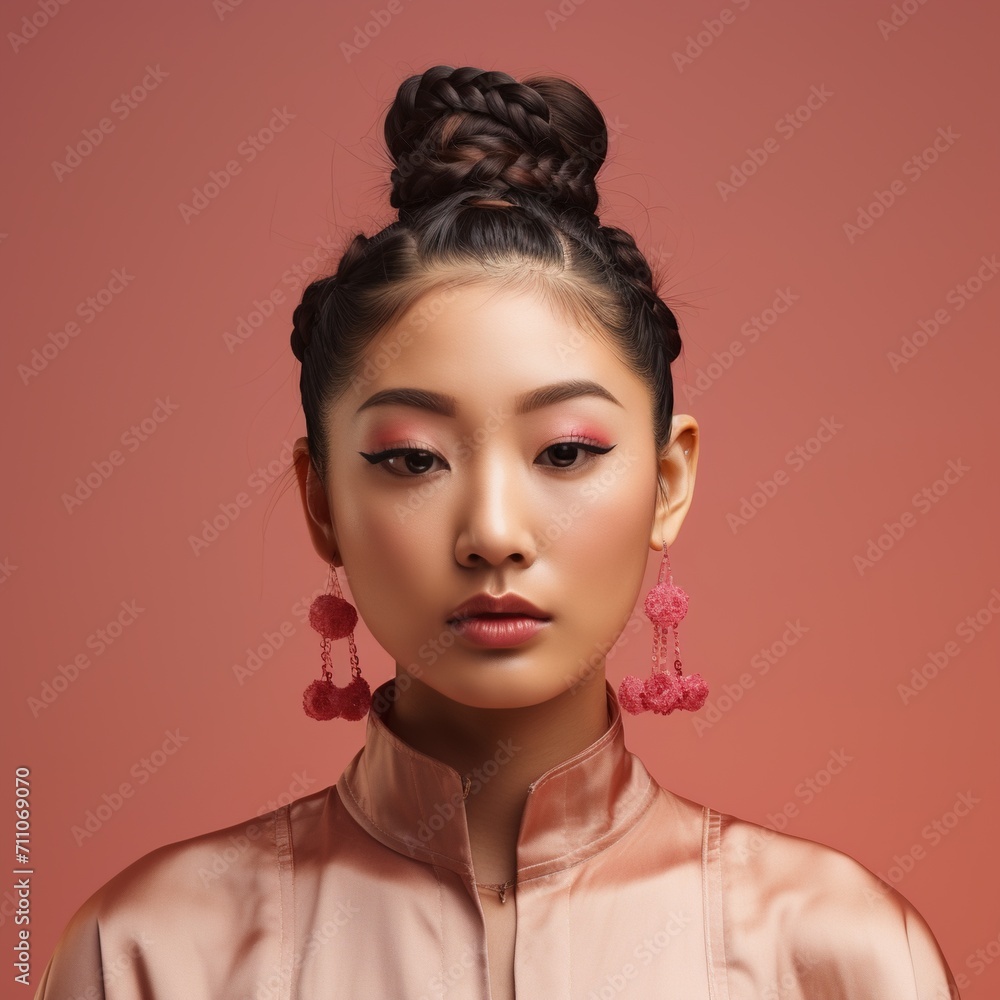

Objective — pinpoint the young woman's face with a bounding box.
[304,280,696,710]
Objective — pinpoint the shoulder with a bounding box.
[63,780,346,924]
[715,810,960,995]
[36,785,337,998]
[86,802,288,921]
[719,810,907,930]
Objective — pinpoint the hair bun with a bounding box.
[383,65,608,221]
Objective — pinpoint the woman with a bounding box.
[36,64,960,1000]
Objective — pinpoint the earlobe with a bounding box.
[650,415,699,550]
[293,437,338,565]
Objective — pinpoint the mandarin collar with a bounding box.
[336,677,657,885]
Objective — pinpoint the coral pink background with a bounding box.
[3,0,997,991]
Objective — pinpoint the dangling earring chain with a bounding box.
[618,539,709,716]
[301,560,371,722]
[651,542,684,682]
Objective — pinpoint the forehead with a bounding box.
[361,280,630,386]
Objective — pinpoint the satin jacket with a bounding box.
[36,677,961,999]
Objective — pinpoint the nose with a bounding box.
[454,450,538,569]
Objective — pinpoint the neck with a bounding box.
[381,669,611,885]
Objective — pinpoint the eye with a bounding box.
[358,443,444,477]
[536,437,617,471]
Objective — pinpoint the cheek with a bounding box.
[574,445,654,532]
[561,449,656,603]
[331,482,447,649]
[339,499,426,595]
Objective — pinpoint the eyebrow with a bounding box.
[354,379,624,418]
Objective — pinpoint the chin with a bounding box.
[424,661,587,711]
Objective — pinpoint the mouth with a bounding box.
[446,613,551,648]
[447,592,550,623]
[447,612,550,623]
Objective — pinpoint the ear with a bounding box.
[650,414,699,551]
[292,437,341,566]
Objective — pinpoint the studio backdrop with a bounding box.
[3,0,997,993]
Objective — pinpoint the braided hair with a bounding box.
[291,65,682,502]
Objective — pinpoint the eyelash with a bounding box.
[358,436,616,477]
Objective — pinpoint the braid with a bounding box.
[597,225,682,364]
[289,231,382,362]
[290,277,332,362]
[385,65,600,219]
[386,65,563,156]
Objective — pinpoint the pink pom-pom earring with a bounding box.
[618,540,709,716]
[302,560,371,721]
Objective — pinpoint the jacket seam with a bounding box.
[274,804,295,1000]
[703,806,731,1000]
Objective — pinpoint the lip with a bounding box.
[449,616,550,648]
[447,592,550,622]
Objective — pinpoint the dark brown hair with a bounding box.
[290,65,682,504]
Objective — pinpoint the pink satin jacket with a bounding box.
[36,678,960,999]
